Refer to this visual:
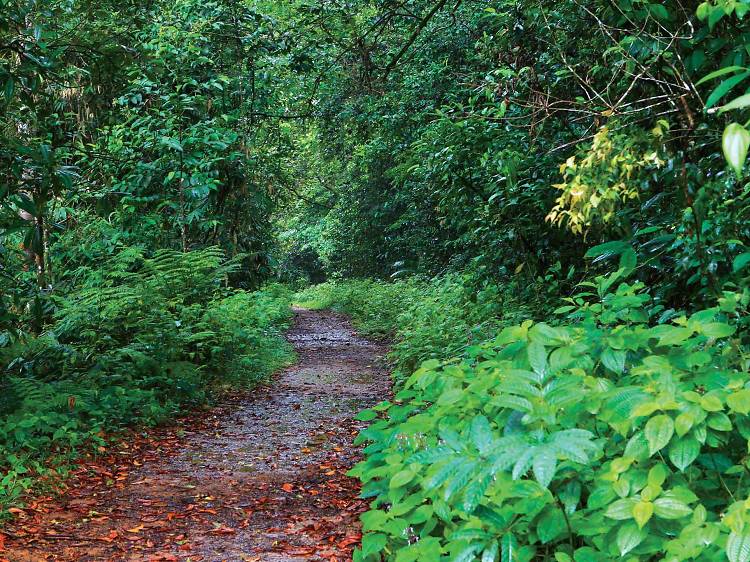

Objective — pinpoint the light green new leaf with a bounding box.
[728,389,750,415]
[657,327,694,346]
[527,341,548,377]
[722,123,750,178]
[721,95,750,113]
[633,501,653,529]
[390,469,416,489]
[700,322,736,338]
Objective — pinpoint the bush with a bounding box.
[0,247,293,508]
[350,272,750,561]
[295,274,541,375]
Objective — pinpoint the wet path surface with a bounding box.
[3,308,389,561]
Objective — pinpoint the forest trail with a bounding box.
[3,309,389,562]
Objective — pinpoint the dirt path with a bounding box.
[2,308,389,562]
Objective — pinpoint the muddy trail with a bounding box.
[3,309,390,562]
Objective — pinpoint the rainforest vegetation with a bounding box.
[3,0,750,559]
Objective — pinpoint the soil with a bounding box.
[1,308,390,562]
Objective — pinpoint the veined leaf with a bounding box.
[668,436,700,472]
[604,498,637,520]
[462,472,493,513]
[470,415,495,455]
[500,533,517,562]
[616,521,646,556]
[532,448,557,488]
[727,530,750,562]
[645,415,674,455]
[653,497,692,519]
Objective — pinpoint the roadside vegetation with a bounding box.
[5,0,750,560]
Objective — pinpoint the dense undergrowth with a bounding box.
[298,258,750,561]
[295,275,543,377]
[6,0,750,559]
[0,248,293,510]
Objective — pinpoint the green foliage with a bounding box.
[295,274,546,376]
[0,248,292,509]
[350,275,750,561]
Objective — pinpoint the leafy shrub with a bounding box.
[295,279,424,339]
[295,275,542,376]
[0,248,293,509]
[350,274,750,561]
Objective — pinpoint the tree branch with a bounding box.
[381,0,450,81]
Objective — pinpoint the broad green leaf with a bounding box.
[537,509,566,543]
[424,459,463,491]
[559,480,582,514]
[604,498,637,520]
[462,473,492,513]
[700,322,735,338]
[470,415,495,455]
[616,521,646,556]
[584,240,630,260]
[601,348,626,374]
[653,497,692,519]
[668,437,700,471]
[645,415,674,456]
[356,409,377,421]
[619,248,637,273]
[482,541,499,562]
[707,412,732,431]
[527,341,548,376]
[657,327,694,346]
[532,448,557,488]
[390,469,416,489]
[361,533,387,557]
